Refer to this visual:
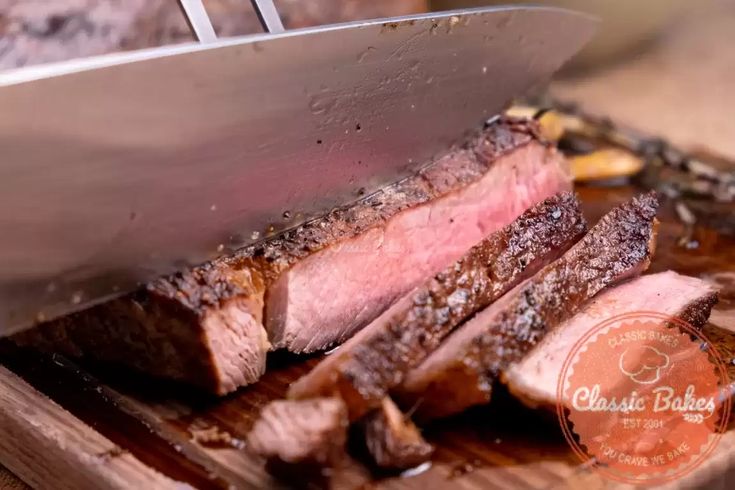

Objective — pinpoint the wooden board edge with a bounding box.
[0,365,191,490]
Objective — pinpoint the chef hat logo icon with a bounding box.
[618,345,670,385]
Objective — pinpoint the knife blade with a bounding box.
[0,6,596,335]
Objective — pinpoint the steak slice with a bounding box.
[502,271,719,410]
[397,192,659,421]
[288,192,587,419]
[262,118,571,353]
[17,117,571,394]
[247,397,348,476]
[14,262,269,395]
[360,398,434,471]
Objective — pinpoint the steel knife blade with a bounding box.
[0,6,596,335]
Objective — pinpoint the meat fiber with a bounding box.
[247,397,348,476]
[288,192,587,419]
[262,119,571,353]
[17,117,571,394]
[503,271,719,410]
[397,192,659,421]
[359,398,433,471]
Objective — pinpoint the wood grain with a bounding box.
[0,365,189,490]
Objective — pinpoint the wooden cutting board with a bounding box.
[0,185,734,490]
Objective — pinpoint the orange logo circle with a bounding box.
[556,311,731,485]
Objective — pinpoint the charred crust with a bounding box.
[678,291,719,329]
[404,193,661,420]
[146,261,264,317]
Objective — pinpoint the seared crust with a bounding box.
[288,192,587,419]
[469,193,659,374]
[145,261,264,320]
[676,292,720,330]
[399,193,660,420]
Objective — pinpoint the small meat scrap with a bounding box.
[247,397,349,476]
[360,398,434,471]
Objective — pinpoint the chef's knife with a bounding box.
[0,4,596,335]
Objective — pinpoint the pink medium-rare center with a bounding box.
[266,143,571,352]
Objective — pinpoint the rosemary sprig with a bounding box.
[515,97,735,239]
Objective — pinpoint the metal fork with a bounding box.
[178,0,285,42]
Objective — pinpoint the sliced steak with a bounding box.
[360,398,434,471]
[397,192,659,421]
[18,117,571,394]
[247,397,348,476]
[261,119,571,353]
[14,262,268,395]
[288,192,587,419]
[503,271,719,410]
